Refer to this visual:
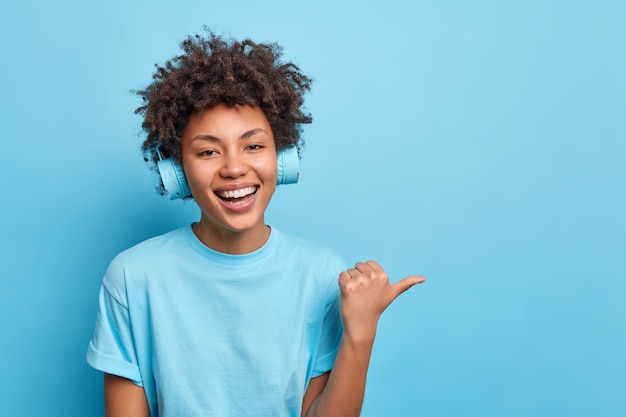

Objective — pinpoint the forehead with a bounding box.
[182,104,272,141]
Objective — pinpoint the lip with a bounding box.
[214,183,260,213]
[213,182,259,192]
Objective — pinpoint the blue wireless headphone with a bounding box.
[156,145,300,200]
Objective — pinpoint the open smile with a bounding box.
[215,186,259,209]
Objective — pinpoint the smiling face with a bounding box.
[181,104,278,254]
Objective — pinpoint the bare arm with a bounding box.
[104,373,150,417]
[301,372,330,416]
[304,260,425,417]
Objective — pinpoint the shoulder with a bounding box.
[109,226,187,269]
[274,229,346,267]
[102,226,189,304]
[271,229,347,296]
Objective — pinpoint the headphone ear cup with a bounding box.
[157,158,191,200]
[156,145,296,199]
[277,146,299,185]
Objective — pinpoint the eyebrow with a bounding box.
[190,128,268,143]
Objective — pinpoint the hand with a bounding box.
[338,260,425,342]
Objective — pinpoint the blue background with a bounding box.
[1,0,625,416]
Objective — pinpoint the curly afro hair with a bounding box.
[134,28,313,187]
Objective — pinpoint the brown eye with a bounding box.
[198,149,217,157]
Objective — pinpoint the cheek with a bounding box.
[255,159,278,182]
[184,164,216,188]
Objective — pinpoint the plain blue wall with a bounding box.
[1,1,625,416]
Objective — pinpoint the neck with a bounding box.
[191,220,270,255]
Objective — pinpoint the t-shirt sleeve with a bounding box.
[311,255,345,377]
[86,264,143,386]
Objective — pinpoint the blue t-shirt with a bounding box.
[87,225,345,417]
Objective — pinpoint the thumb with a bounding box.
[391,276,426,299]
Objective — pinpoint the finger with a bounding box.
[354,261,372,274]
[365,260,384,272]
[339,271,351,286]
[346,268,361,279]
[391,276,426,298]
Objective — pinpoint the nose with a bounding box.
[219,151,249,179]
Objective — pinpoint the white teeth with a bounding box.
[217,186,256,199]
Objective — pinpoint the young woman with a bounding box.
[87,29,424,417]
